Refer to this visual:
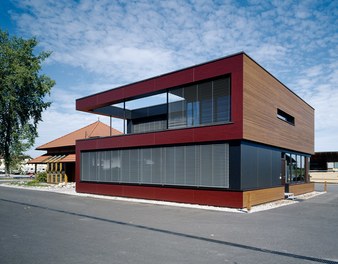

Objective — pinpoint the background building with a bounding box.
[29,121,121,183]
[310,152,338,183]
[75,52,314,208]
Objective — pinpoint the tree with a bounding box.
[0,30,55,175]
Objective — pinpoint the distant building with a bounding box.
[28,121,121,183]
[310,152,338,183]
[75,52,315,208]
[310,152,338,171]
[0,157,39,175]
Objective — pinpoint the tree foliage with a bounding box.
[0,30,55,174]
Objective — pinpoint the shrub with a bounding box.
[35,172,47,182]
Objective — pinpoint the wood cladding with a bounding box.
[243,55,314,154]
[243,187,284,207]
[289,183,314,195]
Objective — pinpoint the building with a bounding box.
[75,52,314,208]
[310,152,338,183]
[28,121,121,183]
[0,157,39,175]
[310,152,338,171]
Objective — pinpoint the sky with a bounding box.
[0,0,337,158]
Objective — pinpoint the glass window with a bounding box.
[284,152,307,183]
[213,78,231,123]
[168,88,187,128]
[168,76,231,129]
[291,154,297,182]
[198,82,213,124]
[277,109,295,125]
[80,143,229,188]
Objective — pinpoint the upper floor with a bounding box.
[76,52,314,154]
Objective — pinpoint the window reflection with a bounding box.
[284,152,307,183]
[168,76,231,129]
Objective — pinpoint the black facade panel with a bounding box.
[271,151,282,186]
[229,143,241,189]
[240,143,258,189]
[240,142,281,190]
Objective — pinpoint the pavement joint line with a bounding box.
[0,197,337,264]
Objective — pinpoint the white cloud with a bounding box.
[6,0,337,154]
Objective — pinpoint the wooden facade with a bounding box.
[243,54,314,155]
[243,187,285,208]
[289,183,315,196]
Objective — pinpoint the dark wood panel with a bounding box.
[243,55,314,154]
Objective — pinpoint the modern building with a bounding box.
[75,52,315,208]
[310,152,338,183]
[29,121,121,183]
[310,152,338,171]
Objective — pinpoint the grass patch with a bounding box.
[26,180,45,187]
[8,180,49,187]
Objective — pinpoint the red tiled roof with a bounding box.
[28,154,76,164]
[36,121,122,150]
[28,155,52,164]
[61,154,76,163]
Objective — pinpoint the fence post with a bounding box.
[324,181,327,192]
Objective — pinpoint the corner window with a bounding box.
[283,152,307,183]
[277,109,295,125]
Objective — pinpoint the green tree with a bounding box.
[0,30,55,175]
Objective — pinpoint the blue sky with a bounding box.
[1,0,337,158]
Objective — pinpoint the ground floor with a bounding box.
[76,140,314,208]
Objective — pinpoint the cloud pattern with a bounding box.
[7,0,338,154]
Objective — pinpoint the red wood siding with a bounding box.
[76,182,244,208]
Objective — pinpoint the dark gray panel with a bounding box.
[240,142,282,190]
[271,150,282,186]
[241,144,258,189]
[212,144,226,187]
[229,143,241,189]
[257,148,272,188]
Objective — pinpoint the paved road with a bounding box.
[0,185,338,264]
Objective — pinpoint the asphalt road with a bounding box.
[0,185,338,264]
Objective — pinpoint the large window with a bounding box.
[168,76,231,129]
[284,152,307,183]
[81,143,229,188]
[96,75,231,134]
